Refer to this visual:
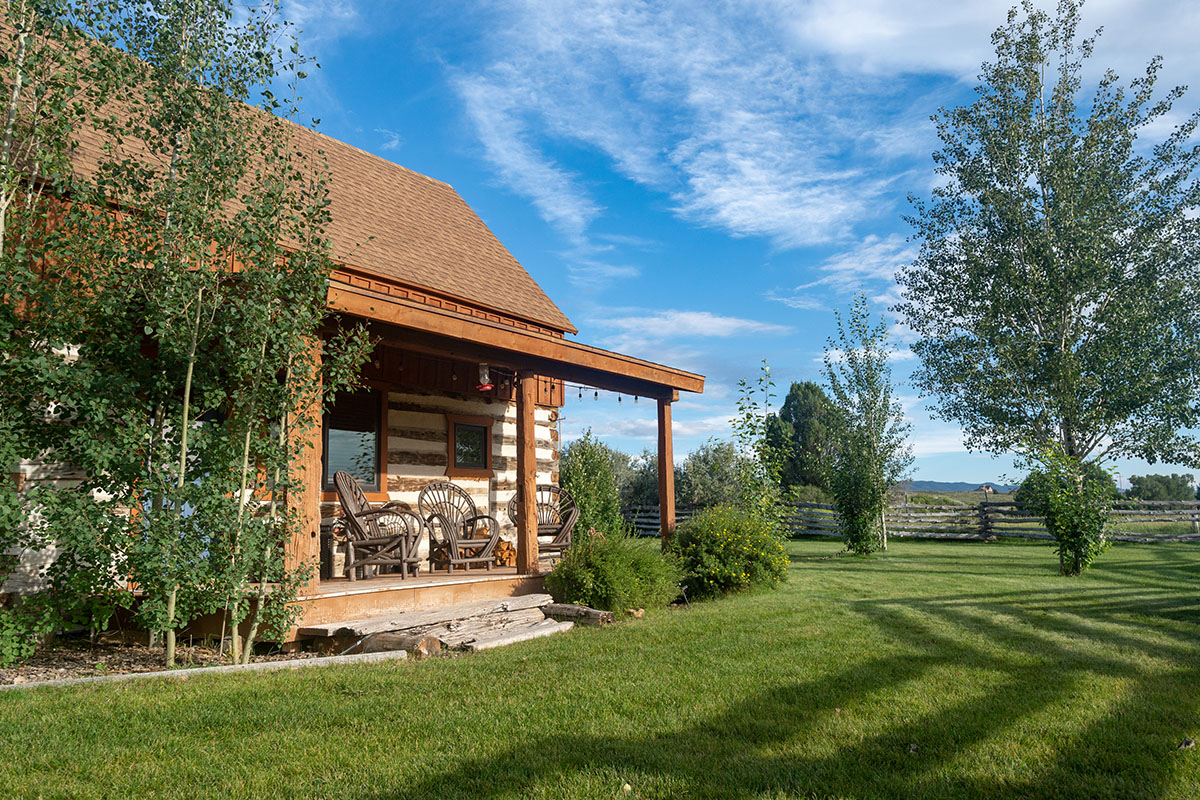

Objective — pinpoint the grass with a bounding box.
[2,539,1199,799]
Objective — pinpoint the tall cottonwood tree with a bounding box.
[823,296,912,555]
[897,0,1200,573]
[0,1,369,665]
[898,0,1200,470]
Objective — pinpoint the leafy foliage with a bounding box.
[0,0,370,666]
[731,362,788,538]
[897,0,1200,469]
[0,597,55,668]
[560,430,627,536]
[544,532,682,613]
[671,505,788,600]
[676,439,745,508]
[823,296,913,555]
[1015,462,1117,514]
[1035,446,1112,576]
[1127,473,1196,502]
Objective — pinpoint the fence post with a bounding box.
[978,502,992,538]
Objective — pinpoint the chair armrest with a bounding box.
[463,514,501,540]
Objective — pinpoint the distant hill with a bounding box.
[903,480,1018,493]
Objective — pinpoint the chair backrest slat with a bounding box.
[334,470,383,541]
[418,481,478,536]
[506,484,575,534]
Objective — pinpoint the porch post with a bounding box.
[516,370,540,574]
[657,396,676,546]
[286,337,323,590]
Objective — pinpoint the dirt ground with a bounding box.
[1,636,318,686]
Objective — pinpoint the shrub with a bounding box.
[560,430,626,535]
[671,505,788,600]
[544,531,682,613]
[1036,448,1113,576]
[0,596,56,667]
[1015,462,1116,514]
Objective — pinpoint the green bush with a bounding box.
[544,532,683,613]
[1015,462,1116,514]
[671,504,788,600]
[560,430,626,535]
[0,596,56,667]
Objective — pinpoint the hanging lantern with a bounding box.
[476,363,493,392]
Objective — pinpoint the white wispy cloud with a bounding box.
[374,128,403,151]
[771,233,917,312]
[449,1,916,252]
[820,347,916,365]
[444,0,1200,262]
[580,307,792,367]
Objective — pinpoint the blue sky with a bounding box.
[281,0,1200,487]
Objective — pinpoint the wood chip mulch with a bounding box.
[1,638,319,686]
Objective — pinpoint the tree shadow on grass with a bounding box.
[366,586,1200,800]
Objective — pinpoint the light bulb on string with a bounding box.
[594,391,598,401]
[618,394,622,404]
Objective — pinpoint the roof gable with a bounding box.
[307,132,575,334]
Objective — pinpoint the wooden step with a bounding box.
[297,593,554,639]
[466,619,573,652]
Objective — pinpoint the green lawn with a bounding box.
[2,539,1199,799]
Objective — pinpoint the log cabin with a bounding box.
[1,62,704,642]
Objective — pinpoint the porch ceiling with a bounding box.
[328,280,704,400]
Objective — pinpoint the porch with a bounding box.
[281,271,704,640]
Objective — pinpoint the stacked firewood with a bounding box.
[493,540,517,567]
[428,539,518,569]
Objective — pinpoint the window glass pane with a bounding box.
[326,429,377,486]
[324,389,380,488]
[454,423,487,469]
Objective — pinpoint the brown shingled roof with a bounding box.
[58,62,574,334]
[302,131,575,334]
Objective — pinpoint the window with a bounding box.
[323,388,383,491]
[445,414,494,479]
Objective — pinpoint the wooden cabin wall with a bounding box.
[319,388,560,563]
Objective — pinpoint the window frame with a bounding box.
[321,384,388,496]
[444,413,494,479]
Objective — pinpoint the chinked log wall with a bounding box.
[319,388,559,564]
[623,501,1200,544]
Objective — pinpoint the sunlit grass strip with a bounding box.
[0,539,1197,799]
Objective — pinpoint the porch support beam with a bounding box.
[287,337,324,590]
[516,370,540,574]
[657,397,675,546]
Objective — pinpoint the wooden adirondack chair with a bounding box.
[333,470,424,581]
[417,481,501,573]
[507,484,579,556]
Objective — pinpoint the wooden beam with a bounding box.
[515,370,539,574]
[286,337,324,590]
[658,398,676,546]
[329,284,704,397]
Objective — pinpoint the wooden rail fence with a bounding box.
[624,500,1200,544]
